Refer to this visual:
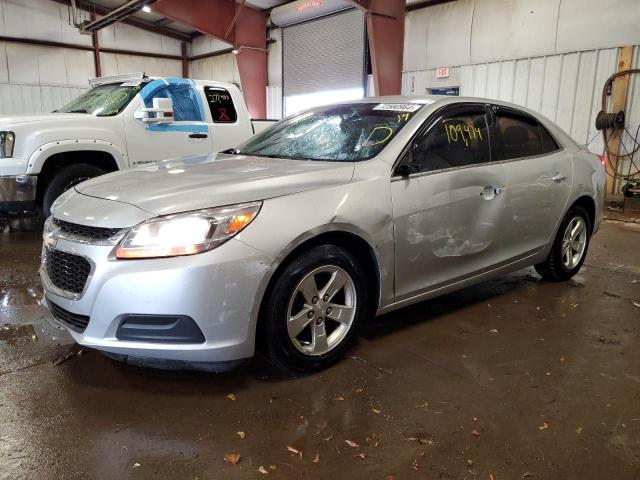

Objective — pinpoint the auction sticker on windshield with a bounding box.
[373,103,422,112]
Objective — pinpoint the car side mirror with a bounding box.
[395,149,420,178]
[134,97,174,124]
[395,163,420,178]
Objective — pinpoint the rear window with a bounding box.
[494,108,559,160]
[204,87,237,123]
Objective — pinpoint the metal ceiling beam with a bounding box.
[406,0,457,12]
[77,0,155,32]
[50,0,193,41]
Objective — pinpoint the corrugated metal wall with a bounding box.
[189,53,241,87]
[0,0,182,115]
[403,45,640,190]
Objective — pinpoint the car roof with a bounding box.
[344,95,577,150]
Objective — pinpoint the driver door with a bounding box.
[124,79,213,166]
[391,103,508,301]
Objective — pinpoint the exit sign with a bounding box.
[436,67,450,78]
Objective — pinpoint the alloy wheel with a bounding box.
[286,265,357,356]
[561,216,587,269]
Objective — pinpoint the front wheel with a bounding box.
[259,245,369,374]
[535,205,591,281]
[41,163,106,217]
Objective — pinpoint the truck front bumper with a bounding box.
[0,175,37,213]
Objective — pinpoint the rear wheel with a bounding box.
[535,205,591,281]
[259,245,368,374]
[41,163,105,217]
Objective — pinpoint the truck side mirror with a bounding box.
[134,97,174,124]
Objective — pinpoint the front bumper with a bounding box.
[41,236,274,364]
[0,175,37,202]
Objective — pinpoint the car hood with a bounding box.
[75,153,356,215]
[0,113,90,127]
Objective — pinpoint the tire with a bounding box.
[534,204,591,282]
[259,245,369,374]
[41,163,106,218]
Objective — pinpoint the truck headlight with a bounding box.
[114,202,262,259]
[0,132,15,158]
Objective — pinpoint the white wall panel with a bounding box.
[1,42,93,87]
[471,0,559,63]
[403,47,634,155]
[100,53,181,78]
[404,0,640,70]
[100,22,182,56]
[0,0,192,115]
[0,83,86,114]
[557,0,640,54]
[191,35,233,57]
[0,0,92,46]
[189,53,241,86]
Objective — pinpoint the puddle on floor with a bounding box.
[0,323,38,345]
[0,286,44,307]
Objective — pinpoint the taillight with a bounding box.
[598,155,606,166]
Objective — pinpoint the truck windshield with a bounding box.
[234,102,423,161]
[54,82,146,116]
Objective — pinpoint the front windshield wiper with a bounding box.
[220,148,240,154]
[68,109,89,114]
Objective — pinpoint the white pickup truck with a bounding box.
[0,73,273,216]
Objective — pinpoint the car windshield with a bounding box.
[54,82,146,116]
[235,102,423,161]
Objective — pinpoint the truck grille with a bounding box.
[45,249,92,295]
[52,217,123,242]
[47,298,90,333]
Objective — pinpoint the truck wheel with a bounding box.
[42,163,105,218]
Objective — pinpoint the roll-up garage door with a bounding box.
[282,8,366,115]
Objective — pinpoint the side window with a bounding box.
[493,108,559,160]
[539,124,560,153]
[204,87,237,123]
[401,106,491,174]
[144,83,203,122]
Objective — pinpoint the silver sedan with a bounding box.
[41,96,605,372]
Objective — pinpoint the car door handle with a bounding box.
[480,186,502,199]
[189,133,208,139]
[552,173,567,183]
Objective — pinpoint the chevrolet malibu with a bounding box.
[41,96,605,373]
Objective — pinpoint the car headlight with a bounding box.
[114,202,262,259]
[0,131,15,158]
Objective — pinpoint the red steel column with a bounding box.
[349,0,405,96]
[153,0,267,118]
[234,5,267,119]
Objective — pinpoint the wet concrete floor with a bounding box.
[1,219,639,479]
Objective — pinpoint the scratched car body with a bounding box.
[40,96,605,372]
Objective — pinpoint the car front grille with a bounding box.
[47,297,90,333]
[52,217,123,243]
[44,249,92,295]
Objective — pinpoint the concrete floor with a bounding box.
[1,218,639,479]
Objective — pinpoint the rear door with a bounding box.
[490,105,572,261]
[391,103,508,301]
[202,86,252,152]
